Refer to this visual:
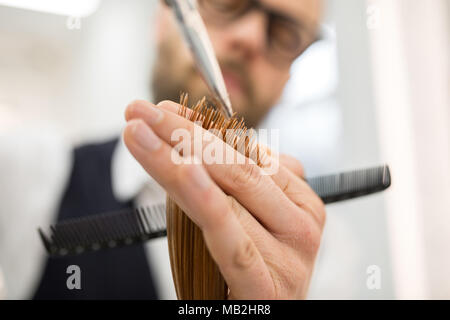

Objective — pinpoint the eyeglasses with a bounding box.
[197,0,320,64]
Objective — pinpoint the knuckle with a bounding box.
[316,200,327,227]
[294,195,327,228]
[227,195,242,219]
[280,154,305,178]
[300,221,322,258]
[212,207,231,231]
[207,197,232,231]
[228,162,263,191]
[281,217,322,259]
[233,237,259,270]
[306,191,327,228]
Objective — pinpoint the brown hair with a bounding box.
[166,94,265,299]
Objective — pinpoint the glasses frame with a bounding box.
[197,0,321,65]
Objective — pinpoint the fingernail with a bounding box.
[147,105,164,124]
[187,156,212,190]
[131,121,162,151]
[132,104,163,125]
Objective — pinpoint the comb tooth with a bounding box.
[61,219,82,254]
[151,205,163,231]
[107,211,126,245]
[112,211,126,241]
[139,207,153,232]
[155,204,166,231]
[146,205,160,233]
[88,217,105,251]
[146,206,160,233]
[119,211,134,245]
[141,207,156,233]
[128,209,141,239]
[382,165,391,187]
[160,203,167,231]
[146,205,158,232]
[116,211,134,244]
[143,206,158,236]
[156,203,167,231]
[78,217,94,250]
[73,217,93,252]
[100,213,118,247]
[77,218,93,254]
[49,225,66,255]
[126,209,142,242]
[137,207,151,235]
[146,206,159,231]
[38,228,53,254]
[83,215,101,250]
[151,205,164,231]
[134,208,149,240]
[52,223,67,251]
[117,211,130,244]
[91,213,110,249]
[105,213,121,248]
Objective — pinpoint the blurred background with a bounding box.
[0,0,448,299]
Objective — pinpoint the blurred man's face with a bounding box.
[152,0,321,127]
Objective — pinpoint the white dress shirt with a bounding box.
[0,131,176,299]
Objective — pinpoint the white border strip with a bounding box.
[366,0,429,299]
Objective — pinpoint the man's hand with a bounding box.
[123,100,326,299]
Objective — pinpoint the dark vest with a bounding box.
[33,139,158,299]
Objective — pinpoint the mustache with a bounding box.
[186,58,252,95]
[219,59,251,92]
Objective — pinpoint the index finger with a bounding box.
[123,119,275,299]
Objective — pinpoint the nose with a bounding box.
[225,10,268,61]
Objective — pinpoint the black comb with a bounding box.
[307,164,391,204]
[38,165,391,257]
[38,203,167,257]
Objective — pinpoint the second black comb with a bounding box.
[39,165,391,257]
[39,203,167,257]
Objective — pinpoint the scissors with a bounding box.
[164,0,233,118]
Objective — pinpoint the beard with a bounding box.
[151,37,271,128]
